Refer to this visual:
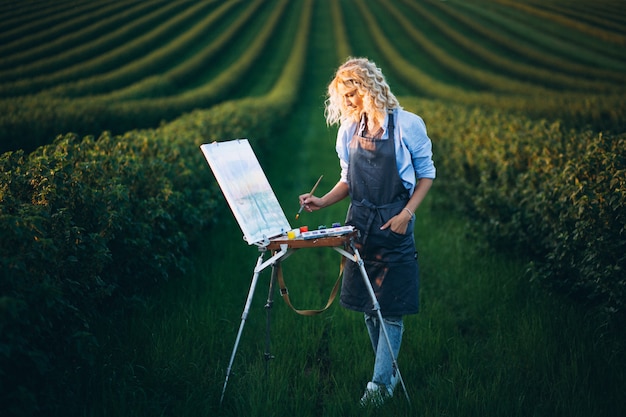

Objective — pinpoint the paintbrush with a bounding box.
[295,175,323,219]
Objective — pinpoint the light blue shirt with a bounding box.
[335,108,436,195]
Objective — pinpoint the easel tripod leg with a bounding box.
[220,252,265,406]
[351,245,412,406]
[264,263,278,374]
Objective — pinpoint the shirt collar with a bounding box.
[358,111,393,138]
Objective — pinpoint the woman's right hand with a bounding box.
[299,193,324,212]
[299,180,349,212]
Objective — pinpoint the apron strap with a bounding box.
[276,256,345,316]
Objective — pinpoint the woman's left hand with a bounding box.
[380,212,411,234]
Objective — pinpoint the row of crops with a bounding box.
[1,0,626,154]
[1,0,625,414]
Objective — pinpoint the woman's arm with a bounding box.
[381,177,433,234]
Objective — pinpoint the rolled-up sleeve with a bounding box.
[335,123,355,184]
[401,111,436,180]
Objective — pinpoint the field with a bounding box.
[1,0,625,154]
[1,0,625,416]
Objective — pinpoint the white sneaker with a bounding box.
[359,382,388,407]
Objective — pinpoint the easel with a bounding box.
[198,139,410,406]
[219,230,411,406]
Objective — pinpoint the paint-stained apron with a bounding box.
[341,111,420,316]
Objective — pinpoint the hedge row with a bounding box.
[0,0,127,57]
[494,0,626,47]
[0,0,197,95]
[0,130,209,415]
[377,0,565,95]
[402,0,622,92]
[0,0,151,71]
[441,0,626,77]
[99,0,252,101]
[408,98,626,321]
[0,0,288,152]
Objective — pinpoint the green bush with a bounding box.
[0,130,219,415]
[521,132,625,314]
[420,98,626,321]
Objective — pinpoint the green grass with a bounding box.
[88,184,625,416]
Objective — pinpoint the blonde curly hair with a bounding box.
[325,57,400,129]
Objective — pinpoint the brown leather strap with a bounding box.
[275,257,345,316]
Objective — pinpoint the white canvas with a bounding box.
[200,139,291,246]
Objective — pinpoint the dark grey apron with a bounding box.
[340,111,420,316]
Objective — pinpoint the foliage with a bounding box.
[414,98,626,320]
[0,129,220,414]
[522,132,626,314]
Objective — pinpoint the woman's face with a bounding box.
[337,82,363,119]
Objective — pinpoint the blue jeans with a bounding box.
[364,313,404,388]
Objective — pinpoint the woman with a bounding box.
[299,57,435,406]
